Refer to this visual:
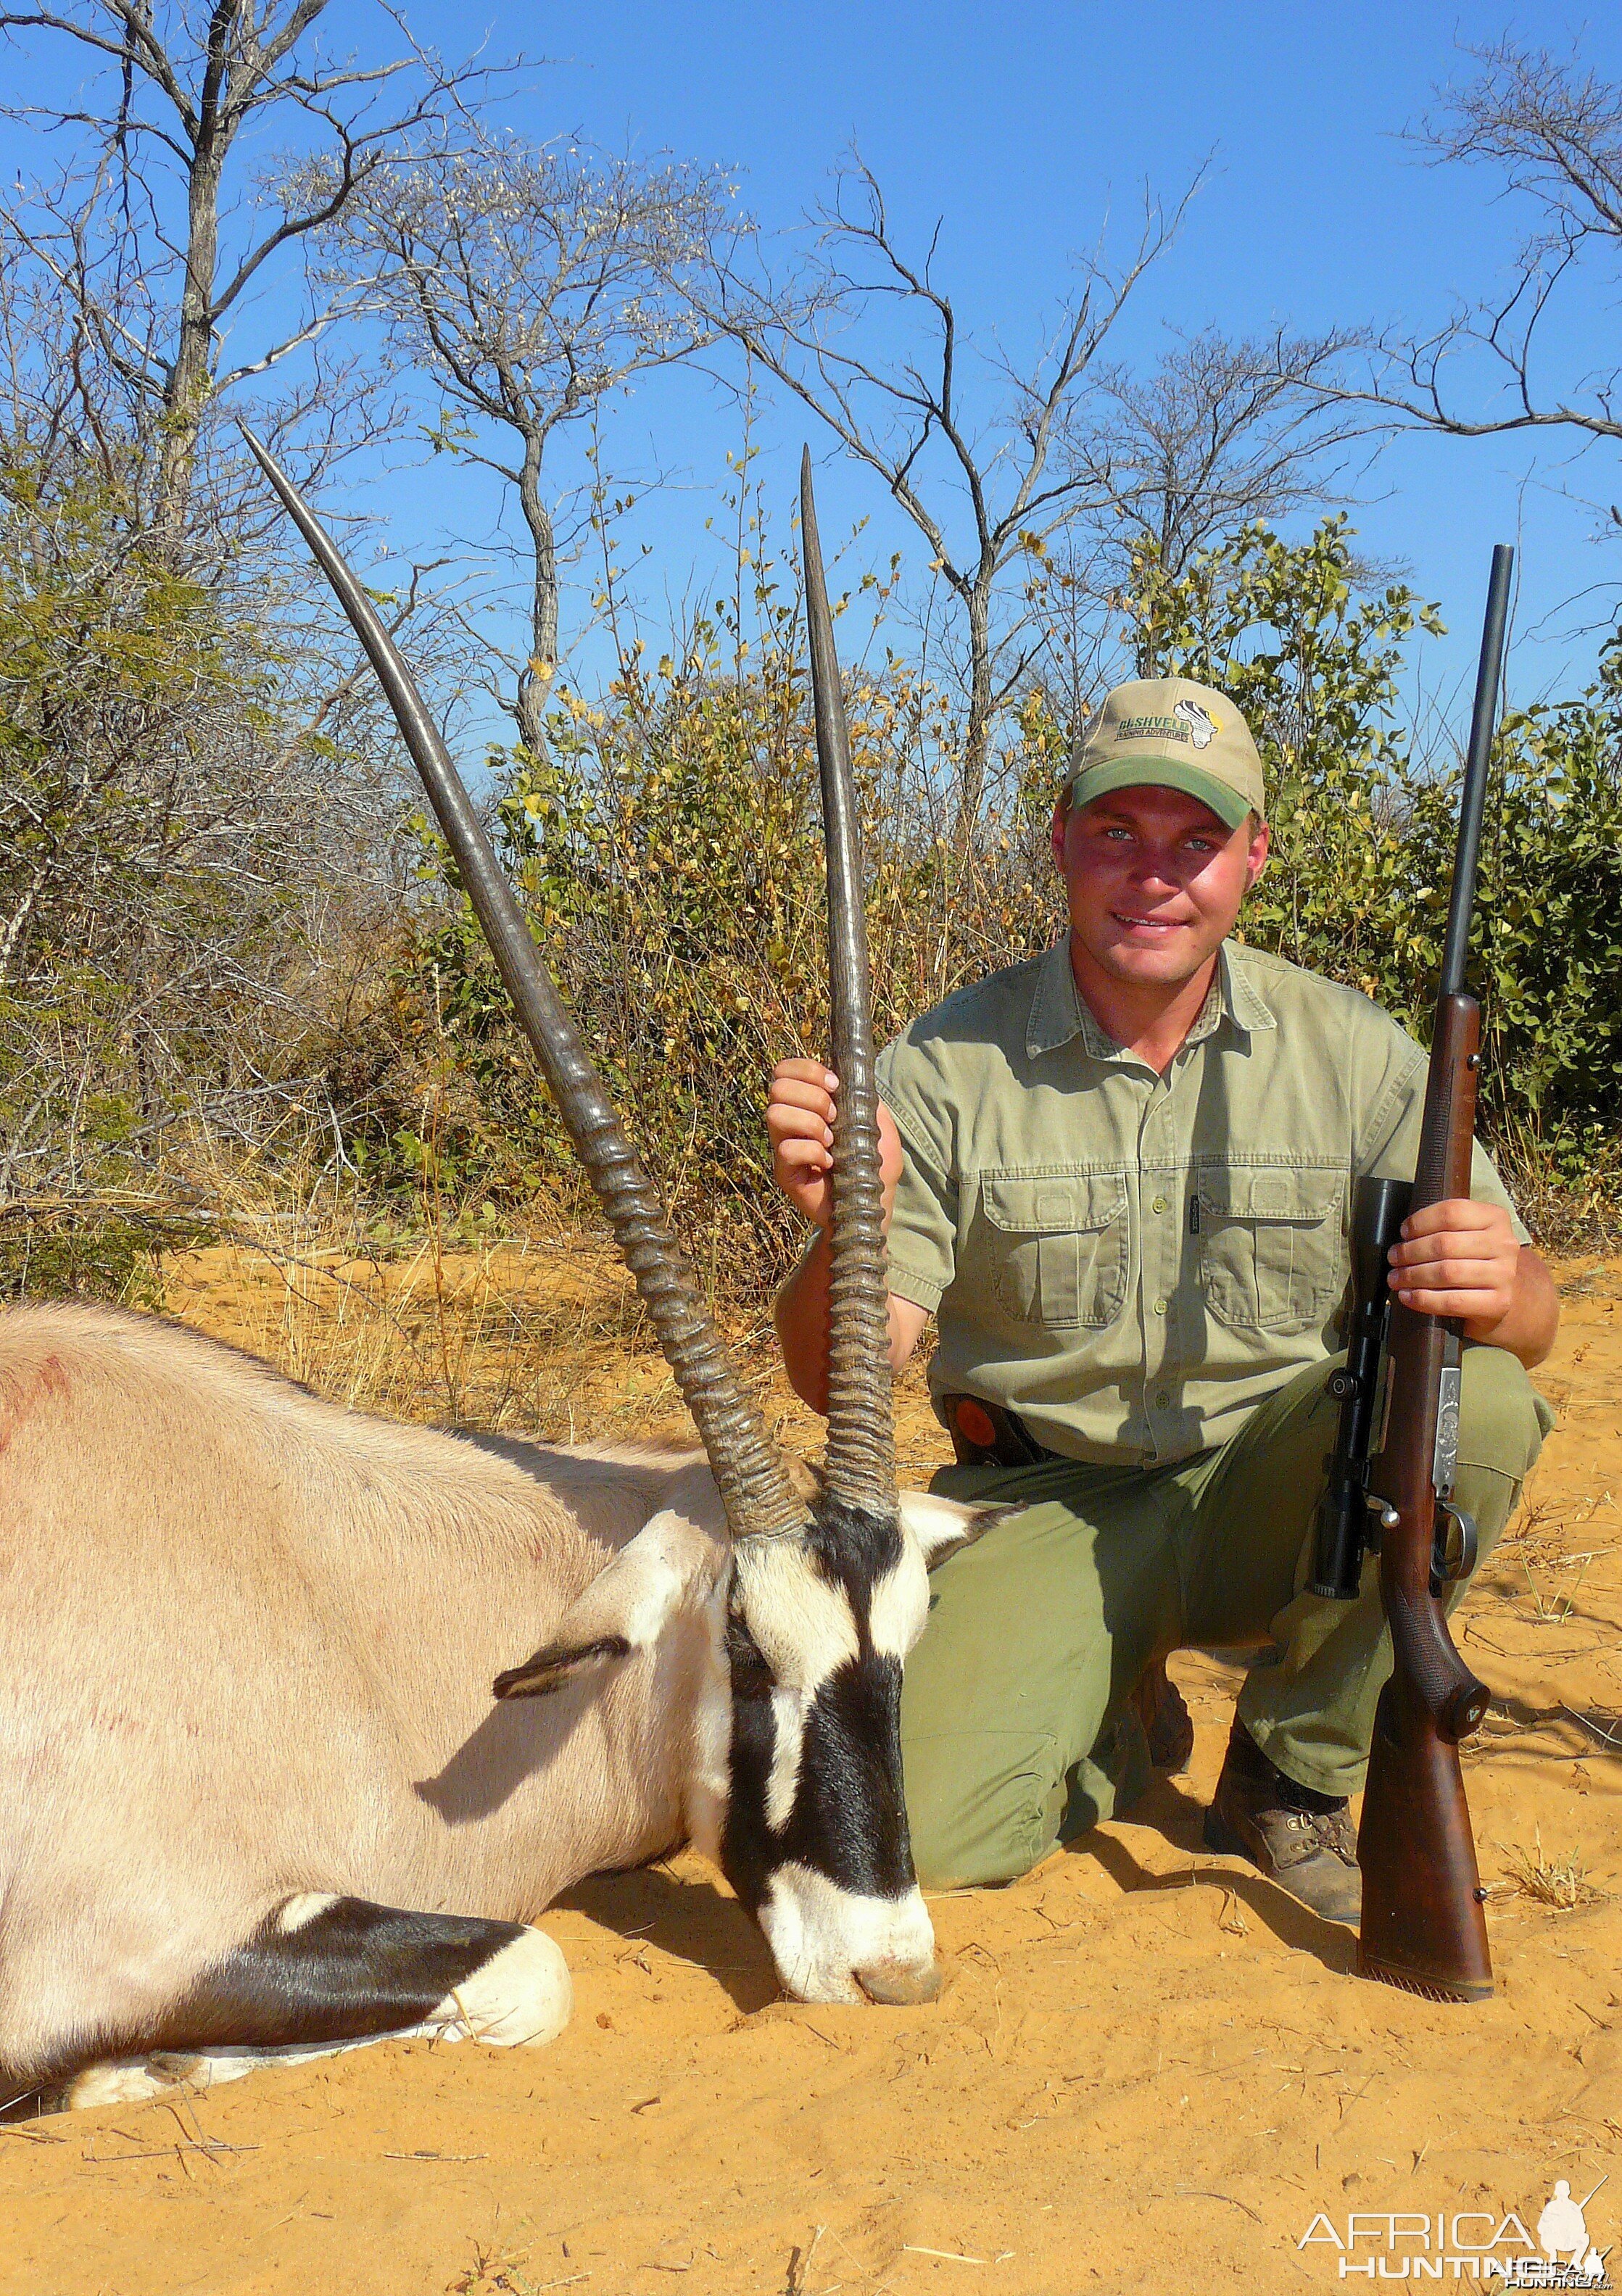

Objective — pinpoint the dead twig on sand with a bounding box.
[1562,1704,1622,1751]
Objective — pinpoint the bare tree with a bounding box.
[1064,325,1368,582]
[0,0,511,529]
[697,157,1193,827]
[313,131,736,756]
[1306,41,1622,459]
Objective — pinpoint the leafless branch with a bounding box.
[693,152,1201,824]
[309,126,741,753]
[1295,40,1622,460]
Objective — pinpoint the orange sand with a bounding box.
[2,1254,1618,2295]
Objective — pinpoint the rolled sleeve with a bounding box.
[877,1040,959,1312]
[1357,1029,1531,1246]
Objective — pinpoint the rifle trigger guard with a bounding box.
[1431,1500,1478,1594]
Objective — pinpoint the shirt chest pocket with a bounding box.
[980,1172,1129,1330]
[1197,1169,1345,1333]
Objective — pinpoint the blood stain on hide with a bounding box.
[0,1354,71,1457]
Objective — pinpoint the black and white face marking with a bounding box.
[718,1496,943,2007]
[489,1483,997,2010]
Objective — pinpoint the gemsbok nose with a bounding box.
[856,1956,943,2007]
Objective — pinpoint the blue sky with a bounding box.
[5,1,1621,747]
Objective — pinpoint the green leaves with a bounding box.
[1127,516,1622,1171]
[373,507,1619,1284]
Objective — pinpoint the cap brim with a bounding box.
[1066,754,1255,832]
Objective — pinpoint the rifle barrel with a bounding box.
[1439,543,1514,999]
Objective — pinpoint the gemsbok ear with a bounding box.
[899,1493,1013,1573]
[493,1514,720,1700]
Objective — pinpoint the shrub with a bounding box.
[0,437,407,1293]
[1129,516,1622,1169]
[367,514,1622,1290]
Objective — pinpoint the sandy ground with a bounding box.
[2,1249,1618,2296]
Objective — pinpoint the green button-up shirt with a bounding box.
[875,937,1527,1467]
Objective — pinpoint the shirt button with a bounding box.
[1156,1389,1170,1407]
[1152,1195,1168,1214]
[1154,1296,1168,1315]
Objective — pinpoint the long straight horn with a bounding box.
[800,448,896,1517]
[243,426,803,1543]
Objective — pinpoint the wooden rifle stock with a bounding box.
[1357,993,1493,1999]
[1355,543,1513,2004]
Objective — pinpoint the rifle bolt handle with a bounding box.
[1369,1501,1400,1531]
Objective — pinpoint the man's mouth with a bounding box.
[1111,911,1186,934]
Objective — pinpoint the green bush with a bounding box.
[371,582,1062,1275]
[0,436,414,1296]
[354,515,1622,1288]
[1129,516,1622,1168]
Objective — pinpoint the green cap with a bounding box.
[1065,676,1265,831]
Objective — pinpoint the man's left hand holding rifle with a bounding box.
[768,676,1559,1924]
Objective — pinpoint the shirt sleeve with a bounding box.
[1353,1009,1531,1246]
[875,1033,959,1313]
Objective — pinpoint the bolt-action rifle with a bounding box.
[1310,544,1514,2002]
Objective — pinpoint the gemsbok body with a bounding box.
[0,446,980,2115]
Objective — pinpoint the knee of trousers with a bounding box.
[1453,1344,1552,1557]
[1457,1345,1550,1481]
[903,1727,1067,1891]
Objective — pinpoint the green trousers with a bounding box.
[900,1346,1552,1889]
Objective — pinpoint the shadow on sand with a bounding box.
[1064,1774,1360,1978]
[550,1767,1360,2018]
[552,1863,782,2015]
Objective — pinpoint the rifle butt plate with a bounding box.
[1356,1949,1493,2005]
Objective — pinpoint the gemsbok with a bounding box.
[0,443,993,2115]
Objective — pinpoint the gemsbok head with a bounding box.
[246,433,962,2009]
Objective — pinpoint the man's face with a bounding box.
[1050,782,1269,990]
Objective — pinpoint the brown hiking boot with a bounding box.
[1204,1719,1361,1925]
[1131,1658,1195,1774]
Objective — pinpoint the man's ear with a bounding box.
[492,1513,719,1699]
[1245,813,1270,888]
[899,1492,1014,1574]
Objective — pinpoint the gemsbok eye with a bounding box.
[726,1614,774,1700]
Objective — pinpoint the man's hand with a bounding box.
[768,1057,927,1407]
[766,1057,903,1230]
[1388,1199,1543,1348]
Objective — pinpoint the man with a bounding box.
[769,674,1557,1923]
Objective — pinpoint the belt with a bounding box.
[940,1393,1059,1470]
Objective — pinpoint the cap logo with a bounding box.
[1111,704,1220,752]
[1172,697,1218,748]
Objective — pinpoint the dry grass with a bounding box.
[155,1166,788,1457]
[1499,1136,1622,1260]
[445,2239,558,2295]
[1499,1828,1607,1911]
[156,1212,956,1496]
[1499,1488,1620,1596]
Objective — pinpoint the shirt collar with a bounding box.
[1025,936,1277,1063]
[1220,942,1278,1036]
